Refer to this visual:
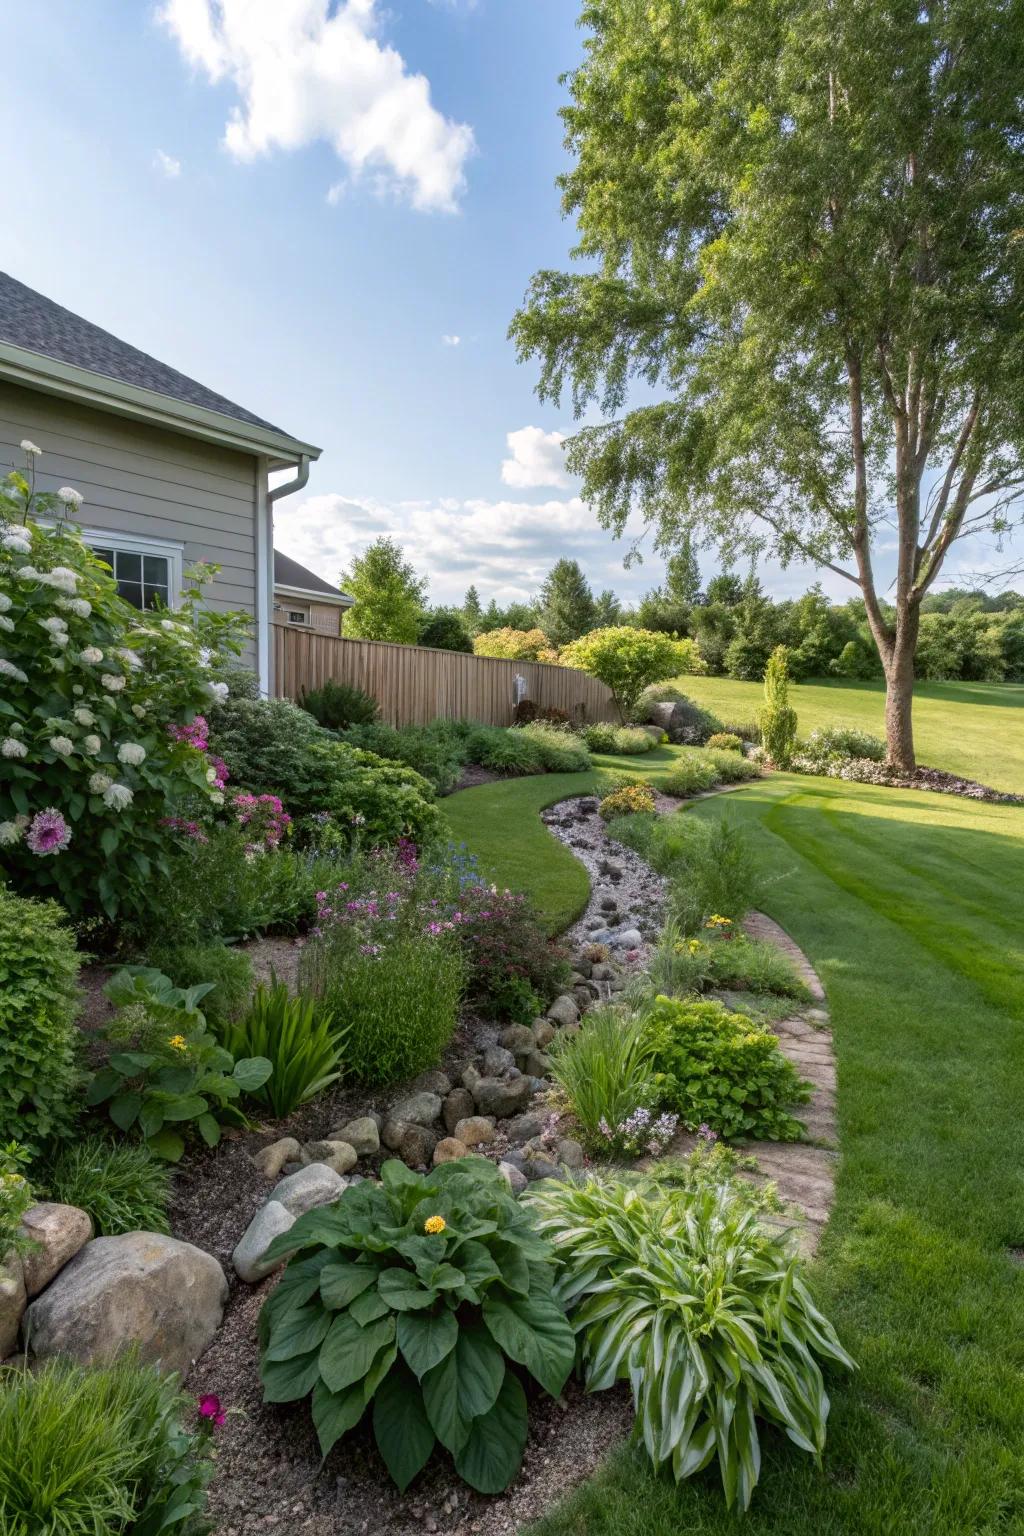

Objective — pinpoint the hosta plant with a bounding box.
[257,1158,575,1494]
[529,1176,854,1509]
[86,968,271,1160]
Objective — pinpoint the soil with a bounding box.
[446,764,505,794]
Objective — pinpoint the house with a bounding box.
[0,271,321,692]
[273,549,353,635]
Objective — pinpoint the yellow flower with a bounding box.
[423,1215,447,1235]
[705,914,733,929]
[168,1035,188,1052]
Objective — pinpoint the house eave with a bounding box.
[274,581,354,608]
[0,340,322,466]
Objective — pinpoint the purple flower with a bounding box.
[197,1393,226,1428]
[697,1123,718,1144]
[25,808,72,857]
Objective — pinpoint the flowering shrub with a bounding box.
[0,449,248,919]
[596,1106,678,1158]
[232,791,291,851]
[598,783,657,820]
[472,626,558,662]
[798,724,887,765]
[705,731,744,752]
[443,877,570,1017]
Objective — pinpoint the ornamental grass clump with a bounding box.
[219,980,349,1118]
[547,1005,659,1153]
[258,1158,575,1494]
[45,1135,172,1236]
[528,1176,853,1509]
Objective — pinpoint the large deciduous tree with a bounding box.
[511,0,1024,768]
[340,538,426,644]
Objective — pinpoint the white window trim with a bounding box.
[79,527,185,609]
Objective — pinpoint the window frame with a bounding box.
[80,527,184,612]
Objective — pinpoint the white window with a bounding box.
[287,609,309,625]
[81,530,184,612]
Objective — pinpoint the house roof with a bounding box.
[0,271,321,465]
[274,549,354,606]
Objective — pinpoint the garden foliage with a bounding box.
[219,981,348,1118]
[548,1007,670,1155]
[608,812,763,934]
[0,888,81,1155]
[472,627,557,662]
[758,647,799,767]
[560,627,684,719]
[0,1142,35,1263]
[45,1135,172,1236]
[598,783,657,820]
[299,679,379,731]
[258,1158,575,1493]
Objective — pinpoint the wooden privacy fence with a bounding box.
[273,627,618,727]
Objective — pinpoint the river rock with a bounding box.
[500,1024,536,1055]
[388,1091,443,1127]
[407,1069,452,1097]
[532,1020,556,1048]
[26,1233,227,1373]
[252,1137,301,1180]
[547,995,580,1028]
[498,1162,528,1195]
[611,927,643,950]
[442,1087,475,1134]
[300,1140,358,1175]
[0,1256,25,1358]
[233,1202,296,1284]
[327,1117,380,1157]
[454,1116,496,1148]
[382,1121,438,1167]
[270,1163,348,1217]
[471,1075,534,1119]
[522,1049,552,1079]
[19,1203,93,1298]
[504,1110,548,1144]
[482,1044,516,1077]
[557,1138,586,1169]
[433,1138,469,1165]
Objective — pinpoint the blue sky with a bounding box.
[0,1,1014,609]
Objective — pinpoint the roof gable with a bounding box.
[274,549,353,603]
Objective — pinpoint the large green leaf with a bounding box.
[312,1377,366,1459]
[319,1313,396,1393]
[376,1268,436,1311]
[109,1092,142,1131]
[233,1056,273,1091]
[319,1261,379,1310]
[397,1307,458,1378]
[260,1347,322,1403]
[160,1095,209,1122]
[349,1288,391,1326]
[146,1128,185,1162]
[422,1322,505,1452]
[85,1068,120,1106]
[452,1371,528,1494]
[482,1289,575,1397]
[264,1301,334,1363]
[372,1365,435,1492]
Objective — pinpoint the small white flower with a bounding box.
[58,597,92,618]
[117,742,146,766]
[72,684,84,696]
[40,616,68,634]
[0,615,12,632]
[205,680,229,705]
[160,619,178,632]
[131,704,146,719]
[73,707,95,726]
[100,673,126,692]
[0,658,27,683]
[206,766,218,784]
[0,820,23,846]
[57,486,84,509]
[53,632,70,648]
[103,782,134,811]
[89,771,113,794]
[83,734,102,755]
[0,593,10,613]
[49,735,74,756]
[1,737,27,758]
[46,567,78,594]
[209,790,224,807]
[79,646,103,664]
[19,439,42,456]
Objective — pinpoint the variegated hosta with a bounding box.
[529,1177,854,1510]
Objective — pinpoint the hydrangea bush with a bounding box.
[0,448,249,918]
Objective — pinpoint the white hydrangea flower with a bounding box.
[1,531,31,555]
[204,680,229,705]
[131,704,146,719]
[57,487,84,509]
[73,707,95,726]
[101,673,126,692]
[51,632,70,648]
[46,567,78,594]
[117,742,146,766]
[49,735,74,756]
[72,684,84,696]
[83,734,102,755]
[0,615,12,632]
[88,771,113,794]
[19,439,42,456]
[58,597,92,618]
[0,593,10,612]
[0,658,27,683]
[40,616,68,634]
[0,820,23,846]
[209,791,224,807]
[1,737,27,758]
[116,648,142,670]
[103,782,134,811]
[205,766,218,784]
[79,646,103,664]
[17,565,39,580]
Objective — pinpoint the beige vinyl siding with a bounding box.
[0,381,260,663]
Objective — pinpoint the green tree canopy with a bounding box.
[340,537,426,644]
[462,585,483,634]
[418,607,474,653]
[511,0,1024,767]
[536,557,598,647]
[560,626,682,718]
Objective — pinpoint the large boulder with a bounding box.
[24,1233,227,1374]
[233,1201,296,1284]
[0,1256,25,1359]
[547,995,580,1029]
[471,1075,534,1119]
[20,1203,93,1298]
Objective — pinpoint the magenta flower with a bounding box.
[198,1393,226,1427]
[25,808,72,857]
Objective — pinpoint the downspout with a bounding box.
[262,454,311,696]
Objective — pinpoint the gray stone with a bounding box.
[572,957,593,978]
[300,1140,358,1176]
[407,1069,452,1097]
[573,985,595,1012]
[388,1091,443,1128]
[26,1233,227,1373]
[233,1202,297,1284]
[587,929,613,946]
[556,1138,586,1169]
[328,1117,380,1157]
[498,1161,528,1195]
[453,1116,496,1148]
[270,1163,348,1217]
[611,928,643,950]
[504,1111,548,1144]
[442,1087,475,1134]
[532,1020,556,1049]
[482,1044,516,1077]
[433,1138,469,1165]
[252,1137,301,1180]
[500,1024,536,1055]
[0,1256,25,1359]
[471,1075,534,1119]
[382,1120,438,1167]
[521,1156,563,1183]
[547,994,580,1029]
[522,1049,552,1079]
[20,1203,93,1298]
[461,1064,482,1093]
[591,962,616,980]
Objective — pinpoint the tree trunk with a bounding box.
[884,608,920,772]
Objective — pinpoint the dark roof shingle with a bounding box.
[274,549,352,602]
[0,270,287,435]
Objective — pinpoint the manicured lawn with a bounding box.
[521,775,1024,1535]
[673,674,1024,794]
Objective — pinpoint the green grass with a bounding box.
[674,674,1024,793]
[525,774,1024,1535]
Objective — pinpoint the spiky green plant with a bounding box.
[529,1177,853,1510]
[219,981,348,1118]
[547,1005,655,1150]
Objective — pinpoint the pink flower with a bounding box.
[25,808,72,857]
[198,1393,226,1427]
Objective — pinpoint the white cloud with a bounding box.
[153,148,182,178]
[441,334,461,347]
[158,0,475,213]
[501,425,568,489]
